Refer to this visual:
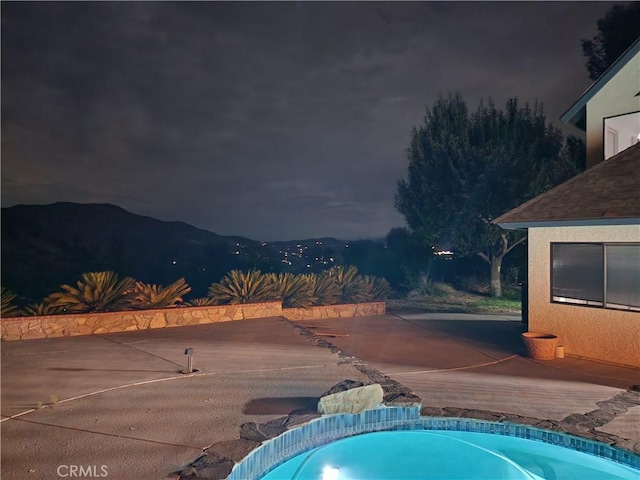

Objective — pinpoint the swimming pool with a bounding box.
[261,430,640,480]
[227,406,639,480]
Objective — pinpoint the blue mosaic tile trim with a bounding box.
[228,405,420,480]
[414,417,640,471]
[228,408,640,480]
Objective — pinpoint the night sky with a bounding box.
[1,2,613,241]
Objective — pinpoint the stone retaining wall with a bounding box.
[0,302,283,341]
[282,301,385,320]
[0,302,385,341]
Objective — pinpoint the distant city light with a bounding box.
[435,250,454,256]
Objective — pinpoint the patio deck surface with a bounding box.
[1,313,639,479]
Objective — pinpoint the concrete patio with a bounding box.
[1,313,639,479]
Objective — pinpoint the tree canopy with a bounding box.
[395,93,582,297]
[581,3,640,80]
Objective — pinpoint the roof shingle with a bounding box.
[494,143,640,226]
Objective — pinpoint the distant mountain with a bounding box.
[1,202,283,303]
[1,202,403,305]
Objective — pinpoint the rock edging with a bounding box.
[175,372,416,480]
[420,387,640,454]
[284,317,421,405]
[171,321,640,480]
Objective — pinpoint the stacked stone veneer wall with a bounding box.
[283,301,385,320]
[0,302,282,341]
[0,301,385,341]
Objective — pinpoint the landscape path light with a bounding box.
[184,347,195,373]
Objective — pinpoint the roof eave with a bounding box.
[560,37,640,127]
[497,217,640,230]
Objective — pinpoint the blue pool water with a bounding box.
[261,431,639,479]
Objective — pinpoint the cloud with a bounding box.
[1,1,612,240]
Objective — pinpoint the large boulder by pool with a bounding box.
[318,380,384,414]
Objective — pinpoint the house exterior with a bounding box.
[495,40,640,368]
[561,38,640,168]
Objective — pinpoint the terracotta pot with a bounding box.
[521,332,558,360]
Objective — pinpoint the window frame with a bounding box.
[550,242,640,312]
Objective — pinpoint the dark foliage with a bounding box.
[395,94,583,296]
[581,4,640,80]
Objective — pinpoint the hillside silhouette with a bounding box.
[1,203,280,303]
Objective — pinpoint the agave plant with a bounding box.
[128,278,192,309]
[302,273,340,306]
[1,287,21,317]
[363,275,394,301]
[267,272,315,308]
[46,271,136,313]
[323,265,373,303]
[185,297,218,307]
[22,301,64,316]
[208,269,277,305]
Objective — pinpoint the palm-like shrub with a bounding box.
[22,301,64,316]
[1,287,21,317]
[47,271,136,313]
[185,297,218,307]
[302,273,340,306]
[363,275,394,301]
[267,272,315,308]
[323,265,373,303]
[208,269,276,305]
[128,278,192,309]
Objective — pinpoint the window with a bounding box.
[604,112,640,160]
[552,243,640,311]
[606,245,640,310]
[552,244,604,306]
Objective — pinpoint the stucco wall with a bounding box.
[1,302,386,341]
[585,52,640,169]
[528,225,640,367]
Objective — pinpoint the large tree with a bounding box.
[581,3,640,80]
[395,93,581,297]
